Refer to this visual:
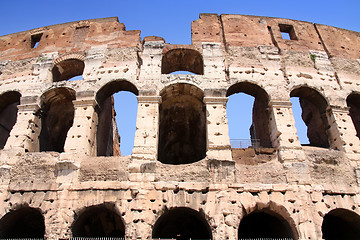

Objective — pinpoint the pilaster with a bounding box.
[4,96,41,152]
[129,95,160,182]
[204,96,232,161]
[64,91,98,156]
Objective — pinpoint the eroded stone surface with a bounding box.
[0,14,359,239]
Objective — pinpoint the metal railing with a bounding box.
[230,139,261,149]
[0,239,44,240]
[69,238,124,240]
[239,238,293,240]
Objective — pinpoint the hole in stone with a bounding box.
[31,33,43,48]
[279,24,297,40]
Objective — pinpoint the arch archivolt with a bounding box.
[239,195,299,240]
[158,80,204,97]
[52,53,86,66]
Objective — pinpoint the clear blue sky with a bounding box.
[1,0,359,154]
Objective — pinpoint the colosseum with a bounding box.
[0,13,359,239]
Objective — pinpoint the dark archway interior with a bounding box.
[0,207,45,238]
[96,80,138,156]
[152,207,212,240]
[226,82,272,148]
[238,211,294,239]
[161,48,204,75]
[158,83,206,164]
[39,88,75,152]
[52,59,85,82]
[72,205,125,237]
[291,87,329,148]
[0,91,21,149]
[347,93,360,139]
[322,208,360,240]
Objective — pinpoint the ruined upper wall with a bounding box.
[0,17,141,61]
[192,13,360,58]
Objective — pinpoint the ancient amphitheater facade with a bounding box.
[0,14,360,239]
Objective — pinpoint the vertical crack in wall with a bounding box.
[219,15,230,81]
[314,23,343,90]
[267,25,290,84]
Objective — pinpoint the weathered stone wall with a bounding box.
[0,14,360,239]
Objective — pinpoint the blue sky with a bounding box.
[1,0,359,154]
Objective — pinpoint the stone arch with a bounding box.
[322,208,360,240]
[95,79,139,156]
[290,85,330,148]
[0,91,21,149]
[52,54,85,82]
[238,203,298,239]
[161,48,204,75]
[158,83,206,164]
[347,92,360,139]
[39,87,76,152]
[72,203,125,237]
[239,200,299,239]
[226,81,272,148]
[152,207,212,240]
[0,206,45,238]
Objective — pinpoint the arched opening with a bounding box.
[0,91,21,149]
[0,207,45,238]
[96,80,138,156]
[238,210,295,239]
[158,83,206,164]
[291,97,310,145]
[226,82,272,148]
[290,86,329,148]
[161,48,204,75]
[39,87,75,152]
[322,208,360,240]
[170,71,196,75]
[152,207,212,240]
[52,59,84,82]
[347,93,360,139]
[72,204,125,237]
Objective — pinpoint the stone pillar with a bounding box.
[4,96,41,152]
[204,96,232,161]
[64,91,98,156]
[269,101,310,184]
[327,106,360,156]
[202,42,225,79]
[129,95,160,182]
[139,38,164,81]
[268,101,306,157]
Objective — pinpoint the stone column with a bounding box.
[129,95,160,181]
[327,106,360,157]
[204,96,232,161]
[64,91,98,156]
[4,96,41,152]
[268,101,310,184]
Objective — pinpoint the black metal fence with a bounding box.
[230,139,261,149]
